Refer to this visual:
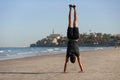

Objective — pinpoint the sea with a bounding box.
[0,47,114,61]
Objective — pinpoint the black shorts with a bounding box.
[66,27,80,58]
[67,27,79,40]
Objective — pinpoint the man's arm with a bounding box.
[77,56,84,72]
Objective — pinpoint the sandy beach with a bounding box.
[0,48,120,80]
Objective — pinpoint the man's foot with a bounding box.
[69,4,73,8]
[72,5,76,8]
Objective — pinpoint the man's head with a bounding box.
[70,54,76,63]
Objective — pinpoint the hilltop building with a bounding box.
[30,29,64,47]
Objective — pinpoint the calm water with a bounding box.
[0,47,114,60]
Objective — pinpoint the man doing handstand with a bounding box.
[64,4,83,73]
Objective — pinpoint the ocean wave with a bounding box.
[46,49,54,52]
[0,50,4,53]
[8,50,12,52]
[95,47,103,50]
[16,51,35,56]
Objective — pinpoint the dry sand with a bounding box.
[0,48,120,80]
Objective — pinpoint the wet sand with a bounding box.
[0,48,120,80]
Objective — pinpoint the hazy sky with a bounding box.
[0,0,120,47]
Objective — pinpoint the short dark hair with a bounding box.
[70,54,76,63]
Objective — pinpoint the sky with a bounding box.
[0,0,120,47]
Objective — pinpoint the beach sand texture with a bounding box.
[0,48,120,80]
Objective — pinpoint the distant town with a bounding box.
[30,31,120,47]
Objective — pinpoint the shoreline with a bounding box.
[0,48,120,80]
[0,47,116,61]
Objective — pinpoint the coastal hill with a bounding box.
[30,33,120,47]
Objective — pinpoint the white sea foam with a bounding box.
[17,51,33,55]
[46,49,54,52]
[95,47,103,50]
[54,48,61,51]
[0,50,4,53]
[8,50,12,52]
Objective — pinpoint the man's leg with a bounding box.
[73,5,78,28]
[67,4,74,39]
[73,5,79,39]
[68,4,73,28]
